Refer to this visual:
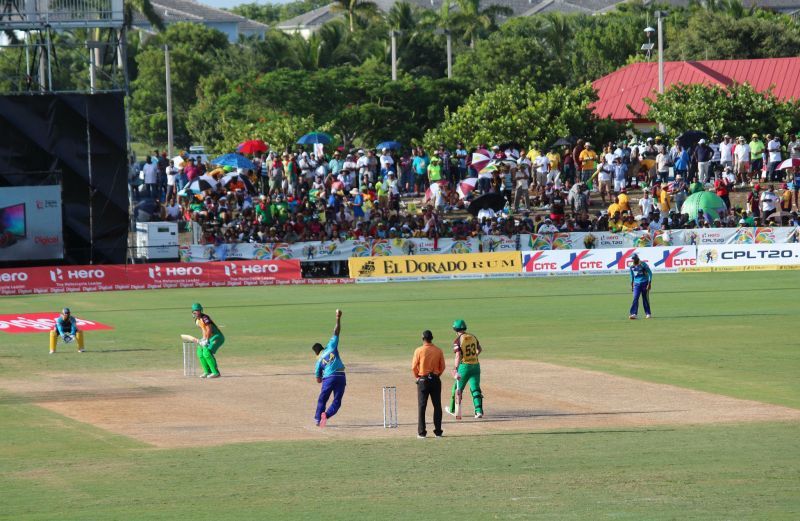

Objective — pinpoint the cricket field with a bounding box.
[1,271,798,520]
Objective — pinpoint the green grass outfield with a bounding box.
[1,271,799,520]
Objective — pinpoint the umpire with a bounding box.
[411,330,445,438]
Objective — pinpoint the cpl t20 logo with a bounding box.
[700,249,718,263]
[449,240,471,254]
[302,244,318,260]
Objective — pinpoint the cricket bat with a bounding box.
[180,334,199,343]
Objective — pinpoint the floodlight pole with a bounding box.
[390,30,398,81]
[164,44,174,158]
[446,30,452,79]
[655,10,667,133]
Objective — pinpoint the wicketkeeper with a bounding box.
[192,303,224,378]
[49,307,85,354]
[446,319,484,419]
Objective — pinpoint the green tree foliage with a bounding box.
[130,23,230,147]
[230,0,330,25]
[186,61,469,152]
[666,9,800,60]
[452,18,559,92]
[424,82,625,150]
[331,0,379,32]
[645,83,800,137]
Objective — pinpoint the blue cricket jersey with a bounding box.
[55,315,77,335]
[630,262,652,284]
[314,335,345,379]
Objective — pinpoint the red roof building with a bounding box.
[591,57,800,129]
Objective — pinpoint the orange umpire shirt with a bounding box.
[412,342,445,378]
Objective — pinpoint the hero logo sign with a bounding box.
[50,268,106,282]
[225,262,279,276]
[0,271,29,282]
[148,265,203,279]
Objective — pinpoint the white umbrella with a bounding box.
[172,155,185,168]
[458,178,478,199]
[777,158,800,170]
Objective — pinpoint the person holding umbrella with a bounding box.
[629,253,652,320]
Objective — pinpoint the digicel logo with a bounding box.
[148,265,203,279]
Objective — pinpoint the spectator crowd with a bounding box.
[131,132,800,245]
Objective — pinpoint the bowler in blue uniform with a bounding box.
[312,309,346,427]
[629,253,653,319]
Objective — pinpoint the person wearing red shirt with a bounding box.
[714,175,731,210]
[184,159,199,182]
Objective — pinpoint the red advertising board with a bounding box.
[0,313,113,334]
[0,260,306,296]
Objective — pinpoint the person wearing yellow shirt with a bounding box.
[526,144,542,163]
[621,214,637,232]
[617,188,631,213]
[659,184,671,214]
[607,196,621,218]
[546,149,561,184]
[579,143,598,183]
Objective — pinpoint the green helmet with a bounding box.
[191,303,203,312]
[452,319,467,331]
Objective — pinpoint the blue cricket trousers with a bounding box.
[315,372,346,422]
[630,282,651,316]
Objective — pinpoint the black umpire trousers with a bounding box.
[417,374,443,437]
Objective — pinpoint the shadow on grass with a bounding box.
[329,408,685,430]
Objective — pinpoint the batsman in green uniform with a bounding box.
[446,319,483,419]
[192,303,225,378]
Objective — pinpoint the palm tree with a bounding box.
[331,0,378,33]
[452,0,511,48]
[538,12,573,58]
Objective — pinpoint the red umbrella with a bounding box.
[777,157,800,170]
[238,139,268,155]
[471,149,492,173]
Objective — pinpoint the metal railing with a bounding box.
[1,0,124,27]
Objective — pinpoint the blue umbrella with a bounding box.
[209,153,256,170]
[376,141,402,151]
[297,132,333,145]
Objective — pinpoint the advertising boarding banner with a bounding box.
[521,246,698,275]
[0,260,303,296]
[179,228,800,262]
[695,244,800,269]
[0,313,114,334]
[0,185,64,261]
[349,251,522,280]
